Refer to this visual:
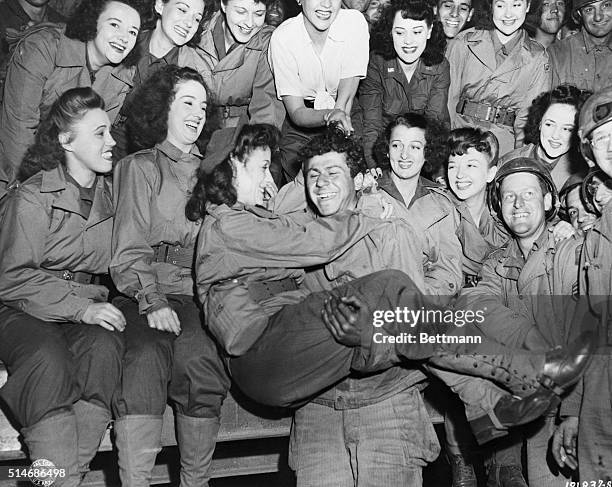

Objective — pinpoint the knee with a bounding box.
[85,327,124,364]
[126,331,173,372]
[27,339,73,380]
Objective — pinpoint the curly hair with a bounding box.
[125,65,208,151]
[374,113,450,179]
[523,84,593,152]
[185,123,280,221]
[18,88,105,182]
[371,0,446,66]
[297,124,367,178]
[524,0,573,36]
[140,0,219,48]
[65,0,150,66]
[448,127,499,167]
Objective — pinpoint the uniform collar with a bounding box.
[40,166,113,225]
[467,28,529,75]
[377,171,434,207]
[582,28,612,54]
[156,140,203,163]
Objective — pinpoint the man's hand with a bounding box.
[147,306,181,335]
[82,303,126,332]
[322,294,369,346]
[552,416,579,470]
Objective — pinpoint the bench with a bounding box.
[0,364,293,486]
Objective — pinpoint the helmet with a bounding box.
[579,86,612,163]
[490,157,559,221]
[572,0,598,21]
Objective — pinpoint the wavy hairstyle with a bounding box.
[371,0,446,66]
[18,87,105,182]
[297,124,367,178]
[374,112,450,179]
[185,123,280,221]
[140,0,219,47]
[448,127,500,167]
[65,0,150,65]
[125,65,208,151]
[524,84,592,151]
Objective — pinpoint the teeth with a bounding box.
[174,26,188,37]
[446,20,460,26]
[102,151,113,160]
[513,212,528,218]
[455,182,472,189]
[316,11,331,19]
[318,192,336,200]
[109,42,125,51]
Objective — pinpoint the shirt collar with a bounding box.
[490,29,523,56]
[297,11,345,44]
[582,28,612,54]
[156,140,203,163]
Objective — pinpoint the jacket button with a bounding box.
[518,294,523,300]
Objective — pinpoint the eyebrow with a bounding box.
[94,124,107,131]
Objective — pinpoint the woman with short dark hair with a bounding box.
[0,87,125,485]
[359,0,450,168]
[110,64,230,487]
[0,0,148,183]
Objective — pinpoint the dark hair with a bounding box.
[141,0,218,47]
[65,0,149,66]
[469,0,494,30]
[524,0,572,36]
[185,123,280,221]
[374,113,450,179]
[524,84,592,152]
[447,127,499,167]
[298,125,367,178]
[18,88,106,182]
[126,65,208,151]
[371,0,446,66]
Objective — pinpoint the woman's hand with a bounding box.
[551,416,579,470]
[262,180,278,210]
[550,220,578,243]
[147,306,181,335]
[82,303,126,332]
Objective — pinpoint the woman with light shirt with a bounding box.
[268,0,369,183]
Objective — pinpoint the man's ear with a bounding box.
[353,172,364,191]
[59,132,72,152]
[154,0,164,16]
[544,191,553,211]
[467,8,474,22]
[486,165,498,183]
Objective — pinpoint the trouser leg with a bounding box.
[230,270,545,408]
[0,305,79,427]
[524,414,567,486]
[112,296,174,487]
[167,295,230,487]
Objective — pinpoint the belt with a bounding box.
[457,99,516,127]
[152,244,194,268]
[248,277,299,302]
[44,268,95,284]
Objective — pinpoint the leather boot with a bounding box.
[73,400,111,479]
[486,464,528,487]
[114,414,163,487]
[448,453,477,487]
[176,414,221,487]
[22,410,80,487]
[430,330,596,397]
[469,387,560,445]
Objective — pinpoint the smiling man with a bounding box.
[548,0,612,91]
[437,0,474,38]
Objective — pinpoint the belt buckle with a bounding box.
[222,106,231,119]
[61,270,74,281]
[491,106,501,123]
[484,105,493,122]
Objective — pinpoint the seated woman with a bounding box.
[0,0,145,182]
[112,0,215,159]
[359,0,450,168]
[197,0,285,168]
[499,85,592,190]
[268,0,369,184]
[110,65,230,487]
[0,87,125,485]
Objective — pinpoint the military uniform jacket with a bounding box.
[0,166,113,323]
[548,30,612,93]
[110,141,202,315]
[458,226,581,350]
[446,28,551,154]
[0,25,134,180]
[197,12,285,130]
[196,203,391,356]
[358,54,450,168]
